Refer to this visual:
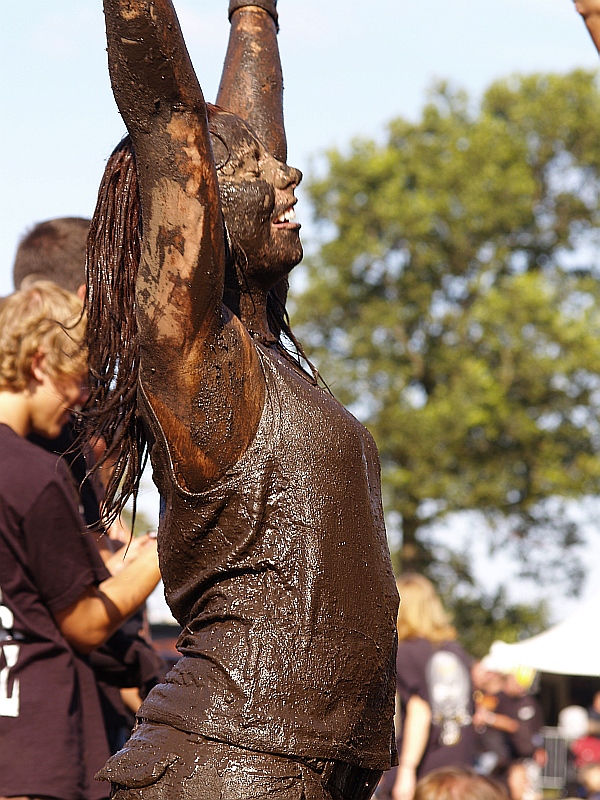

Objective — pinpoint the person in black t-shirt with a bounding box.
[0,282,161,800]
[377,574,475,800]
[13,217,167,754]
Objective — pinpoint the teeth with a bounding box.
[276,207,296,223]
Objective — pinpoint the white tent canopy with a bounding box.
[484,592,600,677]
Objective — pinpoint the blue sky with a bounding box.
[2,0,599,622]
[1,0,597,297]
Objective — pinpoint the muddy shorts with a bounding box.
[97,722,381,800]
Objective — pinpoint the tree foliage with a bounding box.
[294,70,600,595]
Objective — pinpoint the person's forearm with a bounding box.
[103,0,207,143]
[476,708,519,734]
[585,16,600,49]
[575,1,600,52]
[99,544,161,626]
[395,695,431,784]
[399,695,431,767]
[217,1,286,161]
[103,0,226,356]
[55,544,161,655]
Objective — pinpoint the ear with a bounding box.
[30,349,47,384]
[77,284,86,302]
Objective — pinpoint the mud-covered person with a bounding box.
[85,1,399,799]
[0,281,161,800]
[574,0,600,48]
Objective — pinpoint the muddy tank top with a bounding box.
[138,342,399,770]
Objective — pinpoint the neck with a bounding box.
[239,286,275,342]
[0,391,31,437]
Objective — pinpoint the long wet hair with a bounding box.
[84,125,316,526]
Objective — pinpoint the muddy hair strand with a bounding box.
[83,136,146,528]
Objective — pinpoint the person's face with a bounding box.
[29,356,85,439]
[502,673,526,697]
[472,662,504,695]
[211,113,303,286]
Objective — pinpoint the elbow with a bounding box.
[62,624,109,656]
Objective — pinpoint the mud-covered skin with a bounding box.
[100,1,398,796]
[104,0,301,492]
[218,5,286,161]
[209,112,303,286]
[217,3,291,306]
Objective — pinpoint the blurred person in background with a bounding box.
[0,282,161,800]
[377,574,475,800]
[578,763,600,799]
[413,766,507,800]
[588,691,600,737]
[473,663,544,800]
[472,661,516,777]
[12,218,167,752]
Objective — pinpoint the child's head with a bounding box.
[414,767,508,800]
[0,281,86,394]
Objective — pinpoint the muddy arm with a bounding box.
[217,1,286,162]
[103,0,264,491]
[574,0,600,52]
[217,0,290,309]
[104,0,225,351]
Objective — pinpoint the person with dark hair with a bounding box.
[85,2,398,799]
[13,216,91,296]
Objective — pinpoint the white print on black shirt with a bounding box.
[426,650,471,746]
[0,588,20,717]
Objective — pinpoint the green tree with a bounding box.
[294,70,600,595]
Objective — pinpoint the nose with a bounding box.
[275,164,302,190]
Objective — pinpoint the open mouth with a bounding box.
[273,204,300,229]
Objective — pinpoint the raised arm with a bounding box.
[217,1,286,161]
[217,0,291,314]
[574,0,600,52]
[104,0,225,351]
[102,0,265,492]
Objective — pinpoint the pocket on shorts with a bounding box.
[95,723,180,789]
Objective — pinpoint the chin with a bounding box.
[277,232,303,270]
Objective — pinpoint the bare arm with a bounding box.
[473,706,519,734]
[392,695,432,800]
[104,0,223,350]
[54,537,161,655]
[217,1,286,161]
[574,0,600,51]
[217,1,290,309]
[103,0,264,491]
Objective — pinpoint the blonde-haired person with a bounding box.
[377,574,475,800]
[414,767,507,800]
[0,282,161,800]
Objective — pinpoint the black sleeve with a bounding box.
[396,640,430,705]
[88,628,167,695]
[509,698,544,758]
[22,478,107,614]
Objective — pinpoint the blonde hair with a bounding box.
[0,281,86,392]
[415,768,507,800]
[396,573,456,644]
